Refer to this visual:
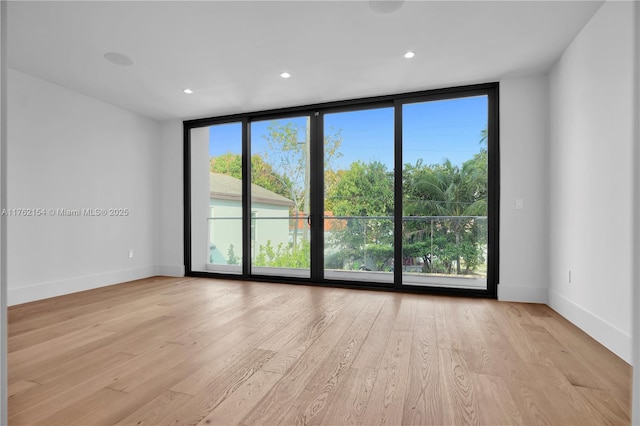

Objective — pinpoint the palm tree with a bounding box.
[404,155,487,275]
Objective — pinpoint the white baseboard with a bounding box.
[158,264,185,277]
[497,284,548,303]
[548,290,632,364]
[8,265,159,306]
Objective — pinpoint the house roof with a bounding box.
[210,173,294,207]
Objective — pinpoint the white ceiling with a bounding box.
[7,1,603,121]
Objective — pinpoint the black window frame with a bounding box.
[184,82,499,298]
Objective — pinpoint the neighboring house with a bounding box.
[208,173,294,265]
[290,211,346,246]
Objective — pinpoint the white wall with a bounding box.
[208,200,291,266]
[0,1,8,423]
[631,1,639,423]
[498,76,549,303]
[158,120,184,276]
[209,198,243,265]
[251,203,291,257]
[7,68,161,305]
[548,1,634,363]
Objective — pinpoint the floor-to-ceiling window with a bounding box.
[322,106,395,284]
[249,116,311,279]
[185,83,498,297]
[400,95,489,289]
[188,121,244,275]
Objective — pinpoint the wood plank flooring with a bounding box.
[7,276,632,425]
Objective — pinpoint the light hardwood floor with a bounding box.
[8,276,632,425]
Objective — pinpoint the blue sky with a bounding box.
[208,95,487,171]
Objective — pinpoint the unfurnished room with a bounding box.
[0,1,638,425]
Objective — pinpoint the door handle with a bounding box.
[307,215,312,226]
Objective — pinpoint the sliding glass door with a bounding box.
[189,122,244,274]
[322,107,395,284]
[185,84,497,296]
[401,96,489,290]
[249,116,311,279]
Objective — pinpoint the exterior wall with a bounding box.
[251,202,291,259]
[209,199,290,265]
[208,199,243,264]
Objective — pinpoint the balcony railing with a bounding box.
[206,215,487,289]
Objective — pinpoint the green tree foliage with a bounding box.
[402,131,488,275]
[210,122,343,216]
[366,244,394,271]
[210,152,241,176]
[254,240,310,268]
[323,129,344,211]
[260,121,343,252]
[210,122,488,277]
[328,161,394,270]
[261,123,307,215]
[260,122,343,215]
[405,159,486,217]
[226,244,240,265]
[210,153,291,198]
[331,161,394,217]
[210,122,343,268]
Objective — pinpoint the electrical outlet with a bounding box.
[515,199,524,210]
[568,269,572,283]
[129,249,134,258]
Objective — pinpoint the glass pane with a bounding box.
[190,122,243,274]
[402,96,488,289]
[250,117,311,278]
[323,107,394,283]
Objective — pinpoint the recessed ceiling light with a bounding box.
[103,52,134,66]
[183,89,193,94]
[404,51,415,59]
[280,72,291,79]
